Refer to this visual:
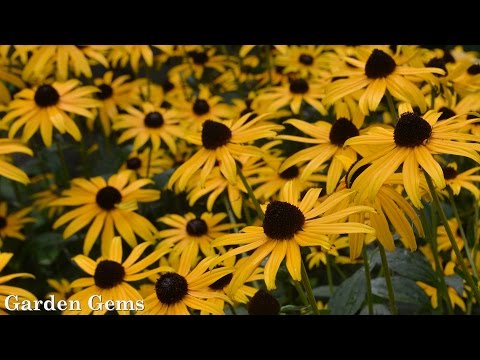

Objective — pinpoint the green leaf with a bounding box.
[312,285,337,298]
[360,304,391,315]
[445,275,464,296]
[329,268,366,315]
[371,276,429,305]
[372,248,437,284]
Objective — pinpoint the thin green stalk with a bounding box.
[301,260,320,315]
[332,262,347,280]
[293,280,309,306]
[325,254,334,296]
[385,91,397,126]
[222,194,239,233]
[447,187,478,279]
[424,171,480,304]
[378,243,398,315]
[420,204,453,314]
[361,245,374,315]
[146,146,152,178]
[236,164,264,221]
[54,136,70,185]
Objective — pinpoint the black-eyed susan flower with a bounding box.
[51,170,160,255]
[140,255,233,315]
[307,235,356,269]
[213,182,374,292]
[171,47,233,80]
[169,85,237,131]
[345,106,480,208]
[253,77,327,115]
[275,45,329,78]
[90,71,138,136]
[22,46,94,82]
[0,139,33,184]
[168,114,283,191]
[343,164,424,258]
[278,117,361,194]
[324,47,445,114]
[441,162,480,199]
[114,102,183,153]
[0,202,35,246]
[3,80,100,147]
[0,52,25,105]
[157,212,239,271]
[0,252,36,314]
[65,236,171,315]
[46,278,77,304]
[108,45,153,73]
[119,148,173,181]
[32,183,64,219]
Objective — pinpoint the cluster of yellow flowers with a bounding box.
[1,45,480,315]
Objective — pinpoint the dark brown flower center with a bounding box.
[96,186,122,210]
[209,272,233,290]
[201,120,232,150]
[144,112,164,128]
[299,54,314,65]
[263,201,305,240]
[279,165,300,180]
[193,99,210,115]
[365,49,396,79]
[467,64,480,75]
[425,58,448,77]
[329,118,360,146]
[34,85,60,107]
[155,272,188,305]
[438,107,456,120]
[443,51,455,64]
[0,216,7,229]
[191,51,209,65]
[345,162,370,189]
[186,219,208,237]
[96,84,113,100]
[126,157,142,170]
[248,290,280,315]
[289,79,309,94]
[94,260,125,289]
[393,112,432,147]
[442,166,458,180]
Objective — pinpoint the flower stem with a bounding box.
[385,91,397,126]
[447,187,478,280]
[326,254,334,295]
[420,203,453,314]
[361,245,374,315]
[236,163,264,221]
[424,171,480,304]
[301,259,320,315]
[293,280,309,306]
[378,243,397,315]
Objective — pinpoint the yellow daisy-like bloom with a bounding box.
[3,80,100,147]
[90,71,138,136]
[32,183,63,219]
[436,219,464,253]
[0,202,35,246]
[46,278,77,304]
[0,139,33,184]
[119,148,173,181]
[239,45,288,58]
[157,212,239,271]
[77,45,111,68]
[253,77,327,115]
[108,45,153,73]
[324,47,445,114]
[22,46,94,82]
[278,117,361,194]
[441,162,480,199]
[212,181,374,292]
[65,236,171,315]
[171,47,233,80]
[307,236,357,269]
[50,170,160,255]
[342,166,424,258]
[275,45,329,77]
[168,113,283,191]
[0,252,36,315]
[169,85,237,131]
[345,106,480,208]
[141,255,233,315]
[114,102,183,153]
[0,53,25,105]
